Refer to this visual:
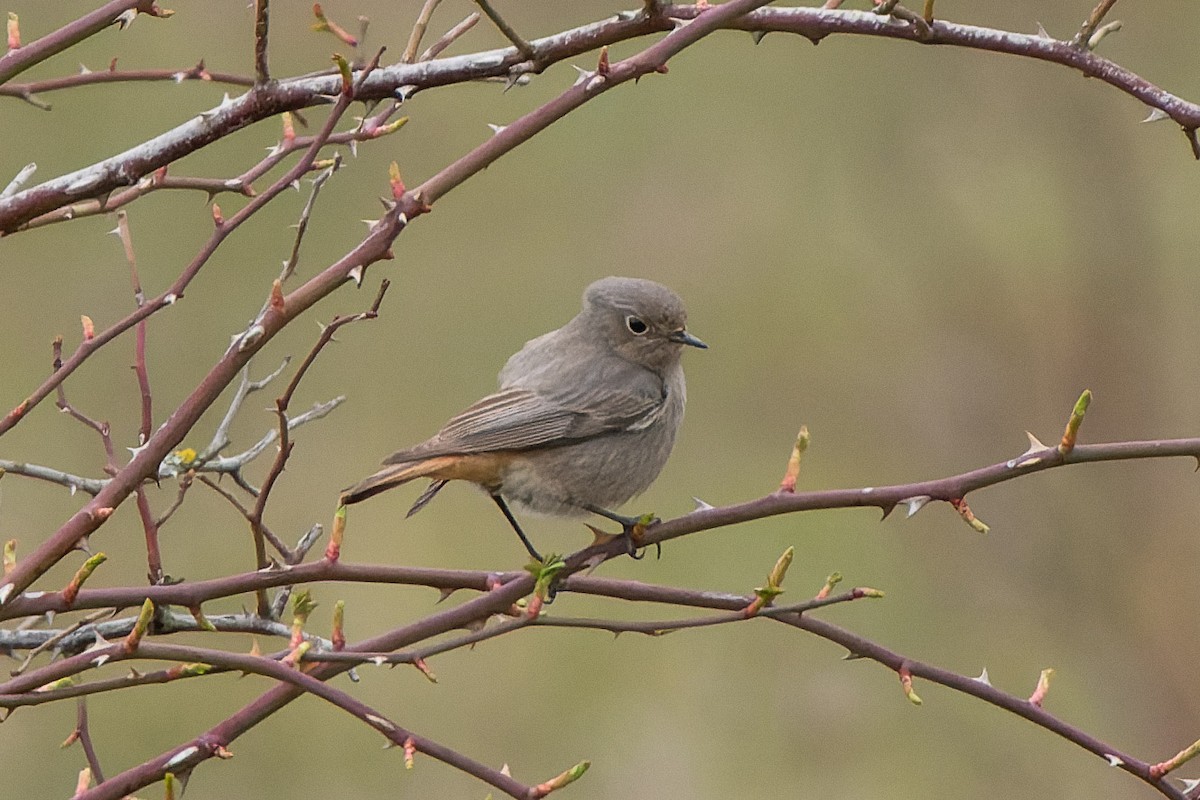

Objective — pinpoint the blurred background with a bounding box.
[2,2,1199,798]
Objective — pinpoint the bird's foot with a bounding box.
[584,506,662,559]
[620,512,661,560]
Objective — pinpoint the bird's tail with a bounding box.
[339,456,457,506]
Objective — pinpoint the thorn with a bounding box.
[901,495,931,518]
[580,552,606,575]
[1009,430,1049,469]
[503,73,531,91]
[973,667,991,686]
[750,30,768,44]
[691,496,713,511]
[570,64,595,87]
[487,123,506,135]
[1105,754,1125,767]
[1035,21,1052,39]
[585,522,621,548]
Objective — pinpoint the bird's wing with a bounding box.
[382,384,665,463]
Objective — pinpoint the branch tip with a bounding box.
[814,570,841,601]
[62,552,107,606]
[1149,738,1200,780]
[1028,667,1054,707]
[532,760,591,797]
[949,498,989,534]
[778,425,810,493]
[898,665,922,705]
[123,598,156,650]
[312,4,359,47]
[1058,389,1092,455]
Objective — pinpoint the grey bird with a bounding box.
[340,276,706,560]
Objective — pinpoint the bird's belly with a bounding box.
[498,428,676,517]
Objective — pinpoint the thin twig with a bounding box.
[269,523,325,618]
[0,0,158,85]
[419,13,480,61]
[113,211,163,584]
[73,698,106,783]
[253,0,270,83]
[197,476,291,562]
[9,608,117,675]
[4,4,1200,237]
[472,0,534,61]
[197,360,290,464]
[52,338,116,472]
[0,63,254,109]
[277,154,341,285]
[153,471,192,528]
[1072,0,1119,48]
[402,0,444,63]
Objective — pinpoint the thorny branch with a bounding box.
[3,4,1200,236]
[3,3,1200,800]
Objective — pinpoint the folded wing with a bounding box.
[383,384,665,463]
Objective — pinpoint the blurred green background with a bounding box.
[2,2,1199,798]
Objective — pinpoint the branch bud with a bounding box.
[1058,389,1092,455]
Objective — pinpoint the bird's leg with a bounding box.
[491,494,544,563]
[583,504,661,560]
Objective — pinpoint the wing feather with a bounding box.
[382,383,665,463]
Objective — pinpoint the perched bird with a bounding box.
[340,276,706,560]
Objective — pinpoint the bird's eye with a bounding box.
[625,315,648,335]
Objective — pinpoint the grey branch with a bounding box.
[0,609,333,657]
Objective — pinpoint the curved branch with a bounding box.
[5,2,1198,233]
[0,0,162,85]
[560,575,1188,800]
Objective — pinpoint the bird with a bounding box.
[340,276,706,561]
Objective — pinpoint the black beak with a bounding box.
[669,329,708,349]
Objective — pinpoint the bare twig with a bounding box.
[253,0,270,83]
[0,62,254,109]
[197,476,291,562]
[418,13,481,62]
[0,0,166,85]
[3,4,1199,237]
[1072,0,1119,48]
[197,360,291,464]
[402,0,444,63]
[473,0,535,61]
[71,698,106,783]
